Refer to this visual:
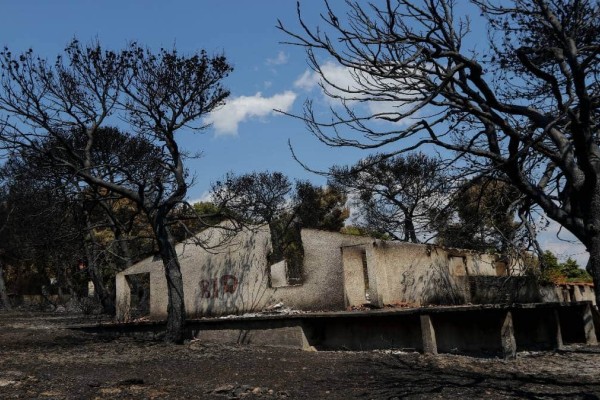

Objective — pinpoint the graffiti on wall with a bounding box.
[199,274,239,299]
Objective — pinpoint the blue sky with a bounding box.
[0,1,587,264]
[0,1,367,198]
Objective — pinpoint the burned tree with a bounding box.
[329,153,448,242]
[0,183,11,310]
[280,1,600,303]
[211,172,295,274]
[0,157,86,309]
[0,132,165,315]
[211,172,348,282]
[0,40,232,342]
[436,177,523,253]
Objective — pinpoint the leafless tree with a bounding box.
[329,152,449,242]
[0,40,232,342]
[211,171,348,281]
[0,196,11,309]
[280,0,600,303]
[0,159,84,309]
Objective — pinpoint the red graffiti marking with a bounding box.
[199,275,239,299]
[199,280,211,298]
[221,275,238,294]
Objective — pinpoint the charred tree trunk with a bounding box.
[404,216,418,243]
[115,232,134,269]
[82,211,116,316]
[151,211,186,343]
[87,265,115,314]
[585,188,600,307]
[55,263,75,299]
[59,263,76,297]
[82,242,116,315]
[0,260,11,310]
[588,235,600,307]
[582,180,600,308]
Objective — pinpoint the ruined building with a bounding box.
[115,222,595,321]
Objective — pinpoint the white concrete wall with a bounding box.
[181,225,273,317]
[273,230,372,311]
[368,242,468,306]
[116,224,273,319]
[116,224,372,319]
[341,242,499,307]
[115,222,547,321]
[466,253,497,276]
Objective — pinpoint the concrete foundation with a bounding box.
[81,302,597,357]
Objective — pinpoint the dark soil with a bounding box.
[1,311,599,399]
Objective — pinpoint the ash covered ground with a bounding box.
[1,311,599,399]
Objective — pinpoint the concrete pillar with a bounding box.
[299,323,317,352]
[573,285,584,302]
[590,287,597,306]
[563,288,572,302]
[501,311,517,360]
[420,314,437,355]
[554,286,563,302]
[553,310,564,350]
[583,286,596,305]
[583,304,598,345]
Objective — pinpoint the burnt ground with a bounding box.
[0,311,599,399]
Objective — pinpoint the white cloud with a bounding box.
[187,191,213,205]
[293,61,420,124]
[266,51,289,66]
[205,91,297,135]
[294,69,321,91]
[294,62,356,99]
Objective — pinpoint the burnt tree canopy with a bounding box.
[280,0,600,302]
[329,152,448,243]
[0,39,232,342]
[436,177,523,253]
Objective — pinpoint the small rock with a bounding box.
[0,379,16,387]
[233,385,252,396]
[265,302,284,311]
[252,387,262,394]
[213,384,235,393]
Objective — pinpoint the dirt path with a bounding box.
[1,311,599,399]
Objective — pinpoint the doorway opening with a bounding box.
[126,273,150,319]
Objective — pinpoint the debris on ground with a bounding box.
[1,311,599,399]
